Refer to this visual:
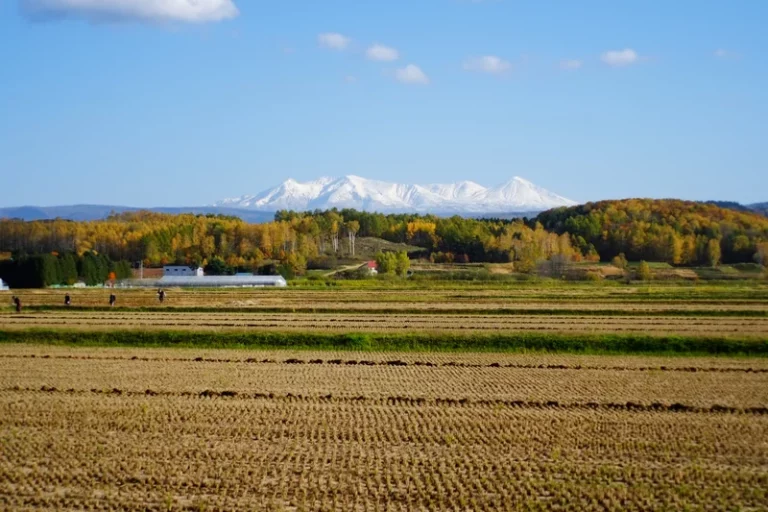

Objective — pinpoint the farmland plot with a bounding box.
[2,310,768,336]
[1,346,767,511]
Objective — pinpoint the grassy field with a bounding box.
[1,282,767,510]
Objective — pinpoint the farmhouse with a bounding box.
[163,265,204,277]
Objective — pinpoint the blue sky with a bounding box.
[1,0,766,207]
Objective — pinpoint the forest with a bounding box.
[0,200,766,278]
[0,252,132,288]
[537,199,768,266]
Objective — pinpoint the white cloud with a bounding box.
[714,48,741,60]
[560,59,583,70]
[366,44,399,62]
[601,48,639,67]
[463,55,511,74]
[21,0,239,23]
[395,64,429,85]
[318,32,351,50]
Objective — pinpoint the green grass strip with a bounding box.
[1,329,766,356]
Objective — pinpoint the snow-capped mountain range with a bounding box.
[215,175,577,214]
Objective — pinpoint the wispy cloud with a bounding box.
[20,0,239,23]
[560,59,583,70]
[318,32,351,50]
[714,48,741,60]
[464,55,511,74]
[601,48,639,67]
[395,64,429,85]
[366,44,399,62]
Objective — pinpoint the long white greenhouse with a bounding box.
[121,275,287,288]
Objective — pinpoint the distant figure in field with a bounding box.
[157,289,165,303]
[109,293,116,307]
[12,296,21,313]
[64,294,71,306]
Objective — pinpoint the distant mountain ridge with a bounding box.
[215,175,578,214]
[0,205,275,223]
[749,202,768,217]
[1,197,765,223]
[702,201,768,217]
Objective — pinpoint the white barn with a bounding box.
[163,265,204,277]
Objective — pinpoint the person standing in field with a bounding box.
[64,294,71,306]
[158,289,165,303]
[109,293,116,307]
[12,296,21,313]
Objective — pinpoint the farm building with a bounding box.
[156,275,287,288]
[163,265,204,277]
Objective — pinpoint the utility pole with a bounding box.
[139,260,143,280]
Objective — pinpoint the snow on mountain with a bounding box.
[215,175,577,214]
[482,177,575,211]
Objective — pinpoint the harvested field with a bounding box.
[5,286,768,311]
[2,283,767,509]
[2,348,768,407]
[1,345,767,510]
[2,310,768,336]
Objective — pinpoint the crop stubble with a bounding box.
[1,346,767,511]
[2,311,768,337]
[2,285,767,510]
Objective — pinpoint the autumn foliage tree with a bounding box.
[637,261,652,281]
[2,200,761,274]
[537,199,768,265]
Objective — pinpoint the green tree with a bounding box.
[637,260,652,281]
[375,251,397,275]
[42,254,61,286]
[110,260,133,280]
[395,251,411,277]
[59,253,78,285]
[79,253,101,286]
[205,257,233,276]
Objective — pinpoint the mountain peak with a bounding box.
[216,175,576,213]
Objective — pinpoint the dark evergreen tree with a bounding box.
[59,253,78,285]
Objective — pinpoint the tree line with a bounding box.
[0,252,133,288]
[0,199,766,276]
[0,210,580,273]
[537,199,768,266]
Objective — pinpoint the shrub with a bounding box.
[585,271,601,282]
[307,256,338,271]
[611,253,628,270]
[637,261,652,281]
